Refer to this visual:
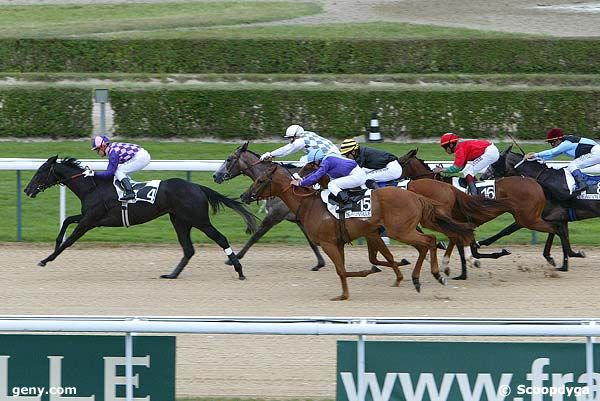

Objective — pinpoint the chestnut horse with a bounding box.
[240,162,475,300]
[298,162,512,280]
[398,148,575,271]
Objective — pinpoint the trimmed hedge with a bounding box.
[0,88,91,137]
[108,88,600,139]
[0,38,599,74]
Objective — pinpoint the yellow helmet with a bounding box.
[340,138,359,155]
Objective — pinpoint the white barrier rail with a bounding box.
[0,316,597,401]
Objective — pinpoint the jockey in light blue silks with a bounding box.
[291,149,367,211]
[526,128,600,194]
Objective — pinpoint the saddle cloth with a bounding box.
[451,177,497,199]
[570,170,600,200]
[113,178,161,204]
[320,189,373,219]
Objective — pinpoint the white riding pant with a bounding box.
[567,145,600,172]
[363,160,403,182]
[461,144,500,177]
[115,149,151,181]
[328,166,367,196]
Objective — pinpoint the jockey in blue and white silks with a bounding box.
[260,124,340,161]
[527,128,600,194]
[291,149,367,211]
[86,135,151,201]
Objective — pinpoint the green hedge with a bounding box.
[108,88,600,139]
[0,38,599,74]
[0,88,91,137]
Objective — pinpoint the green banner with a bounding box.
[0,334,175,400]
[337,341,599,401]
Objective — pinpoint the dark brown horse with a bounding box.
[398,148,575,271]
[299,162,512,280]
[240,162,475,300]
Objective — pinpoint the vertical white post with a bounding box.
[59,185,66,229]
[125,332,133,401]
[586,321,596,401]
[357,320,367,401]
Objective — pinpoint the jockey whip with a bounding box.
[506,132,526,155]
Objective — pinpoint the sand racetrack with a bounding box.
[2,243,599,398]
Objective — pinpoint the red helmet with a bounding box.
[546,128,565,142]
[440,133,460,147]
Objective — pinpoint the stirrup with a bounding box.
[120,192,135,201]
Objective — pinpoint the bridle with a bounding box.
[223,151,264,180]
[36,164,86,193]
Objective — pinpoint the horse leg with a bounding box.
[197,222,245,280]
[161,215,195,279]
[470,241,511,259]
[365,235,403,286]
[441,240,455,276]
[54,214,81,251]
[476,221,522,247]
[427,236,446,287]
[454,244,468,280]
[554,222,571,272]
[298,223,327,271]
[225,209,283,264]
[320,242,350,301]
[563,223,586,258]
[38,221,94,266]
[543,233,556,266]
[388,228,439,292]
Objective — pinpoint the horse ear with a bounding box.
[408,148,418,157]
[501,145,513,156]
[47,155,58,163]
[241,141,249,151]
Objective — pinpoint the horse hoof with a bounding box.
[437,276,447,285]
[452,274,467,280]
[474,260,481,268]
[38,261,46,267]
[160,274,177,279]
[413,283,421,293]
[546,258,556,267]
[331,295,348,301]
[557,266,569,272]
[371,265,382,273]
[501,249,511,256]
[224,259,233,266]
[311,264,324,271]
[575,251,586,258]
[399,258,411,266]
[474,241,482,249]
[239,275,246,281]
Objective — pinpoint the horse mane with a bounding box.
[60,156,83,170]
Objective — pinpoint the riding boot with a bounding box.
[571,169,588,195]
[365,179,379,189]
[119,178,136,201]
[336,191,352,212]
[466,175,478,196]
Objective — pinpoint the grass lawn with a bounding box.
[2,139,596,248]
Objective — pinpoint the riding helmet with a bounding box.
[91,135,110,150]
[546,128,565,142]
[284,125,305,138]
[440,133,460,147]
[340,138,359,155]
[306,149,325,163]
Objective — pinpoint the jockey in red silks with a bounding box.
[432,133,500,195]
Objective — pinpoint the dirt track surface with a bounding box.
[2,243,599,398]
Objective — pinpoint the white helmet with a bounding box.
[283,124,304,138]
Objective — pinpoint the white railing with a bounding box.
[0,316,597,401]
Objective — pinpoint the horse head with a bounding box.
[24,155,87,198]
[240,164,280,203]
[398,148,433,179]
[214,141,277,183]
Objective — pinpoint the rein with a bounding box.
[38,166,86,192]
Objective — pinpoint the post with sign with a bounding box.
[94,89,109,136]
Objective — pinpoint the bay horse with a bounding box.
[398,148,576,271]
[240,162,475,300]
[24,156,257,279]
[298,162,512,280]
[481,148,594,270]
[213,142,326,271]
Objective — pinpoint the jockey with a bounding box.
[259,124,340,161]
[291,149,367,212]
[86,135,151,201]
[526,128,600,194]
[432,133,500,195]
[339,138,402,188]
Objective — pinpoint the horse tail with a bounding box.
[418,196,475,245]
[451,187,511,226]
[199,185,258,234]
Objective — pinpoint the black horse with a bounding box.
[481,147,589,271]
[213,142,326,271]
[24,156,257,279]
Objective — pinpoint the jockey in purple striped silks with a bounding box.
[85,135,151,201]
